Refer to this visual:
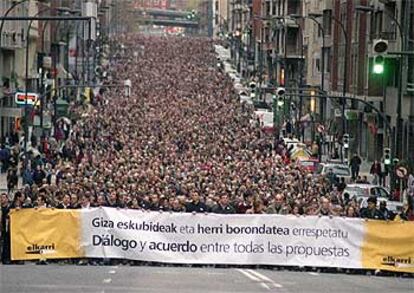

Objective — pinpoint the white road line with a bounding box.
[247,269,283,288]
[260,283,271,290]
[102,278,112,284]
[236,269,261,282]
[108,270,117,274]
[236,269,270,290]
[308,272,319,276]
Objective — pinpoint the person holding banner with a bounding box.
[212,194,235,214]
[266,194,291,215]
[360,197,385,220]
[186,191,209,213]
[56,194,72,209]
[0,193,11,264]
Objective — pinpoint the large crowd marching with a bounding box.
[1,35,413,263]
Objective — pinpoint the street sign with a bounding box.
[396,166,408,179]
[15,92,39,106]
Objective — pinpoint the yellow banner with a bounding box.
[362,220,414,273]
[10,208,83,261]
[9,208,414,273]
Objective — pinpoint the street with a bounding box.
[1,2,414,292]
[0,265,413,293]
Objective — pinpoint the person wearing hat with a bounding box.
[360,196,385,220]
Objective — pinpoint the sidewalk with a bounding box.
[360,160,372,176]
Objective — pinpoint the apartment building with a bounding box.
[0,0,113,142]
[229,0,414,161]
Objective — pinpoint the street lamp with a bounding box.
[23,6,85,171]
[0,0,29,141]
[355,5,405,160]
[271,16,304,140]
[306,13,348,133]
[290,13,326,122]
[0,0,29,38]
[1,14,92,173]
[308,12,349,163]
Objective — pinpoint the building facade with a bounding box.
[0,0,114,142]
[229,0,414,161]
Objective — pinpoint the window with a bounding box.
[325,47,331,73]
[375,187,389,199]
[380,2,396,39]
[315,58,320,72]
[215,1,219,11]
[323,9,332,36]
[318,25,322,38]
[279,0,282,15]
[374,11,383,37]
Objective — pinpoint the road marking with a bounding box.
[12,284,156,291]
[103,278,112,284]
[308,272,319,276]
[108,270,117,274]
[236,269,261,282]
[247,269,283,288]
[237,269,284,290]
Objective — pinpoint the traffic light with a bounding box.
[343,133,349,149]
[383,148,391,165]
[276,87,285,110]
[393,158,399,166]
[249,82,256,90]
[372,39,388,75]
[373,55,384,74]
[249,82,256,99]
[187,10,197,20]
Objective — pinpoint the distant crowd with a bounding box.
[1,34,414,263]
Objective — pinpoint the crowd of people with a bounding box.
[1,34,414,263]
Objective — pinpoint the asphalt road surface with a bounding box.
[0,265,413,293]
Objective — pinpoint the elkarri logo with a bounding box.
[381,256,414,268]
[25,243,56,255]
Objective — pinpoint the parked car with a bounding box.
[317,163,352,182]
[343,184,403,213]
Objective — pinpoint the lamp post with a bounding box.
[1,15,92,173]
[0,0,29,142]
[290,14,325,122]
[0,0,29,38]
[306,13,348,134]
[355,5,405,160]
[271,15,304,140]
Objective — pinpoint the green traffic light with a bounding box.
[373,63,384,74]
